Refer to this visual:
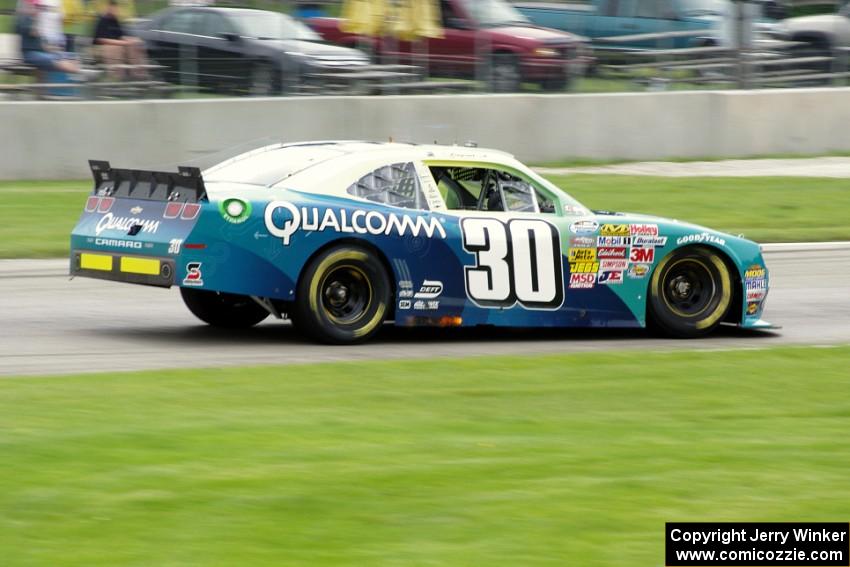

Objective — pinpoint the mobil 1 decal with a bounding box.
[461,218,564,310]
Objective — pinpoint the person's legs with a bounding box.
[126,38,150,79]
[23,50,80,74]
[97,45,124,80]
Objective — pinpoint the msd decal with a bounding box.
[183,262,203,286]
[264,202,446,246]
[569,273,595,289]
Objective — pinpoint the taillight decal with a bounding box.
[164,202,184,219]
[85,196,99,212]
[181,203,201,220]
[97,197,115,213]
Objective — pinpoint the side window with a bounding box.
[636,0,674,18]
[160,10,202,34]
[598,0,619,16]
[614,0,637,17]
[429,166,556,214]
[202,13,236,37]
[347,162,428,210]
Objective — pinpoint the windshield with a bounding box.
[678,0,726,16]
[234,11,321,41]
[457,0,530,27]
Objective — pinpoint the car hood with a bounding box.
[489,25,583,44]
[255,38,369,62]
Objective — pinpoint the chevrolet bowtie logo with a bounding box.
[130,206,143,215]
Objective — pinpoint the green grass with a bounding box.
[2,173,849,258]
[549,174,850,242]
[0,13,12,34]
[1,346,849,566]
[0,180,88,258]
[534,150,850,169]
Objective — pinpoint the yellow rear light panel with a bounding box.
[79,253,113,272]
[120,257,161,276]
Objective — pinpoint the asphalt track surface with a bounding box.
[1,247,848,376]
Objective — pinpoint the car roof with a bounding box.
[203,141,519,188]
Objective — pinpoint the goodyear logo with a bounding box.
[600,224,629,237]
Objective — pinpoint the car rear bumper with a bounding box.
[71,250,176,287]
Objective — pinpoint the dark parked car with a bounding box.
[134,7,370,95]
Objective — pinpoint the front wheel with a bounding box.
[293,245,391,344]
[647,247,733,338]
[489,53,522,93]
[181,288,270,329]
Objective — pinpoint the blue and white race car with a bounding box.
[70,141,771,343]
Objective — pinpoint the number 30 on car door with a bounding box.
[461,218,564,310]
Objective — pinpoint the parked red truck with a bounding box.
[308,0,591,92]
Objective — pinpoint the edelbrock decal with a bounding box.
[264,202,446,245]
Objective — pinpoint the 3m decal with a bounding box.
[629,247,655,263]
[183,262,203,286]
[462,218,564,310]
[600,224,629,236]
[265,202,446,245]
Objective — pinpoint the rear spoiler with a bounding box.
[89,160,208,203]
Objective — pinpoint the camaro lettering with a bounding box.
[95,213,160,236]
[264,202,446,245]
[94,238,143,249]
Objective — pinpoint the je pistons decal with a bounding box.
[264,202,446,245]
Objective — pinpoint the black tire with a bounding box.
[539,75,571,92]
[489,52,522,93]
[293,245,390,344]
[181,288,269,329]
[647,247,733,338]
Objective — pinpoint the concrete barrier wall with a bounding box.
[2,88,850,180]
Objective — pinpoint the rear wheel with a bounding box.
[648,247,733,338]
[293,245,390,344]
[181,288,269,329]
[490,52,522,93]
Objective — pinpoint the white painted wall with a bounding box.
[2,88,850,179]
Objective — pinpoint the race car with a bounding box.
[70,141,772,344]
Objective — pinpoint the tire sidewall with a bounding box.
[648,247,733,337]
[296,246,390,344]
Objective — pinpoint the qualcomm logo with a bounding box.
[95,213,160,236]
[264,201,447,246]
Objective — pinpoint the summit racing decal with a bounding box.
[95,213,160,236]
[264,202,446,245]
